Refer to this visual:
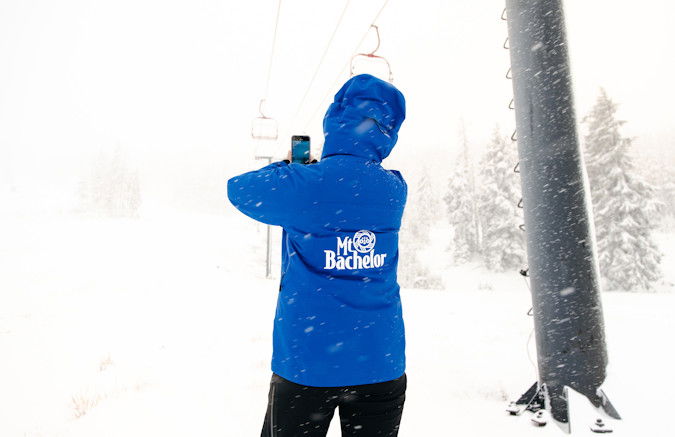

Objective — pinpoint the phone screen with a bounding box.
[291,136,311,164]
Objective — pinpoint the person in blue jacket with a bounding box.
[228,74,407,437]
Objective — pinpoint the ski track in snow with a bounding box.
[0,215,673,436]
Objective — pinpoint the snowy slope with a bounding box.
[0,215,673,436]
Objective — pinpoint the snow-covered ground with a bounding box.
[1,214,673,436]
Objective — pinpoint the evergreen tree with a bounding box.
[582,89,662,291]
[444,124,480,263]
[415,169,436,233]
[399,167,443,289]
[476,127,525,271]
[636,156,675,229]
[77,145,141,217]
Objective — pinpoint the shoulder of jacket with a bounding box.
[385,169,405,182]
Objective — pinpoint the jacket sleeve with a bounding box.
[227,161,303,227]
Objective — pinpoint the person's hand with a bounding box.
[285,150,318,164]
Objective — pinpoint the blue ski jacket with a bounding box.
[228,74,407,387]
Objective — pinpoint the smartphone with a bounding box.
[291,135,311,164]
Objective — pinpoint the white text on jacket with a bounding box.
[323,230,386,270]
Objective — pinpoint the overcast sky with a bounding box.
[1,0,673,206]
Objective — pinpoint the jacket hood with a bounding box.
[321,74,406,162]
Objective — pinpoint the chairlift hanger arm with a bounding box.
[365,24,381,56]
[349,25,394,82]
[259,99,269,119]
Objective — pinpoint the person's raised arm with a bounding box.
[227,160,300,227]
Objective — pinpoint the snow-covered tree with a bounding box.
[415,169,436,233]
[77,145,141,217]
[636,155,675,230]
[399,167,443,289]
[582,89,662,291]
[476,127,525,271]
[444,124,480,263]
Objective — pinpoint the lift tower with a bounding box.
[505,0,621,432]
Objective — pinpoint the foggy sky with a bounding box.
[1,0,673,210]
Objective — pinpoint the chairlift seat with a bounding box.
[349,25,394,83]
[251,116,279,141]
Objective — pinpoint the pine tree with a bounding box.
[476,127,525,271]
[636,156,675,228]
[77,145,141,217]
[415,169,436,234]
[444,124,480,263]
[399,167,443,289]
[582,89,662,291]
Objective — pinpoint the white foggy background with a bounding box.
[1,0,674,215]
[2,1,675,436]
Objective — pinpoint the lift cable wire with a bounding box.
[260,0,283,116]
[303,0,392,133]
[292,0,353,130]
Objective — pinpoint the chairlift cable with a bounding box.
[251,0,282,141]
[302,0,392,133]
[262,0,283,107]
[292,0,352,130]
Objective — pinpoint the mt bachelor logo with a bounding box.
[324,230,386,270]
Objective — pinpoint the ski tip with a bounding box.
[597,389,621,420]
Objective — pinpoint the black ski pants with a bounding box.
[261,372,406,437]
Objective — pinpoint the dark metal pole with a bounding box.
[504,0,620,431]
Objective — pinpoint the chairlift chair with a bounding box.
[349,25,394,82]
[251,99,279,141]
